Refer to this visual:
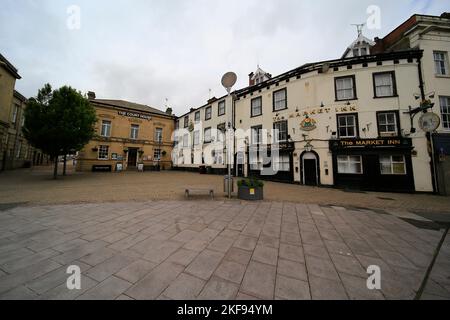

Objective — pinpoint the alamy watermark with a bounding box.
[367,265,381,290]
[66,265,81,290]
[67,5,81,30]
[366,5,381,30]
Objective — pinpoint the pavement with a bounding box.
[0,200,449,300]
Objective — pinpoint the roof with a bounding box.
[0,53,21,79]
[342,33,376,58]
[13,90,27,102]
[90,99,172,118]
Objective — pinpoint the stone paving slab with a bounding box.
[0,200,448,300]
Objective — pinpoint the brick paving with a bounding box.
[0,200,449,300]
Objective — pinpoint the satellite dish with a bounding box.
[221,72,237,92]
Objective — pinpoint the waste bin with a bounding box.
[224,175,234,193]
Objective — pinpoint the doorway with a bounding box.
[301,152,319,186]
[235,152,244,177]
[127,148,138,168]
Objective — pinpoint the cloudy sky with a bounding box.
[0,0,447,115]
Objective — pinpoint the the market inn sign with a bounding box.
[330,138,413,150]
[118,110,152,121]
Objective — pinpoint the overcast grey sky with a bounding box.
[0,0,447,115]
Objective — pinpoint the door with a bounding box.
[128,148,138,167]
[302,152,318,186]
[236,152,244,177]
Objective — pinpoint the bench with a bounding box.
[185,188,214,200]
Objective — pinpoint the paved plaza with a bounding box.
[0,199,449,300]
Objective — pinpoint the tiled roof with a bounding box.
[91,99,171,117]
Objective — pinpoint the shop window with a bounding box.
[251,97,262,117]
[337,155,363,174]
[440,96,450,129]
[130,124,139,139]
[434,51,449,75]
[377,112,398,137]
[274,153,290,172]
[205,106,212,120]
[273,88,287,111]
[335,76,356,101]
[380,155,406,175]
[337,114,358,138]
[273,120,288,142]
[98,145,109,160]
[101,120,111,137]
[218,101,226,116]
[373,72,397,97]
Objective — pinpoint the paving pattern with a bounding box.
[0,200,449,300]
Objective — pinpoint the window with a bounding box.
[273,88,287,111]
[11,105,19,124]
[204,127,212,143]
[440,96,450,129]
[183,134,189,147]
[218,101,226,116]
[273,121,288,142]
[250,155,262,170]
[16,141,22,158]
[193,131,200,145]
[360,47,367,56]
[251,125,263,145]
[353,48,359,57]
[101,120,111,137]
[251,97,262,117]
[194,111,200,123]
[434,51,448,75]
[130,124,139,139]
[274,153,290,171]
[217,123,226,142]
[184,116,189,128]
[337,114,358,138]
[377,112,398,137]
[155,128,163,143]
[154,149,161,161]
[205,106,212,120]
[335,76,356,101]
[380,155,406,175]
[98,145,109,160]
[337,155,363,174]
[373,72,396,97]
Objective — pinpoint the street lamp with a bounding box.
[221,72,237,199]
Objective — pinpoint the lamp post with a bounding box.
[221,72,237,199]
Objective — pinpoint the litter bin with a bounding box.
[224,175,234,194]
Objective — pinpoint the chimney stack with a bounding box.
[165,107,173,115]
[87,91,96,100]
[248,72,255,86]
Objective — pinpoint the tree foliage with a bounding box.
[23,84,97,178]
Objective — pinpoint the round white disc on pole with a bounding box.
[221,72,237,91]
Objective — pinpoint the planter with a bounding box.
[238,185,264,201]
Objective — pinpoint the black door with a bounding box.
[304,159,318,186]
[128,149,137,167]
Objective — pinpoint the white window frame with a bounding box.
[273,121,288,142]
[335,77,355,101]
[204,127,212,143]
[337,114,357,138]
[337,155,363,174]
[251,126,263,145]
[380,155,406,175]
[98,145,109,160]
[193,130,200,146]
[130,124,139,139]
[183,134,189,148]
[374,72,395,97]
[273,89,287,111]
[378,112,398,136]
[251,97,262,117]
[434,51,449,76]
[184,116,189,128]
[194,111,200,123]
[153,149,161,161]
[101,120,111,137]
[273,153,290,172]
[205,106,212,120]
[440,96,450,129]
[155,128,163,143]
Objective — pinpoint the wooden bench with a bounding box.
[185,187,214,200]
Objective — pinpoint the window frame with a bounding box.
[440,96,450,130]
[334,75,357,101]
[205,106,212,121]
[251,96,263,117]
[98,145,109,160]
[379,155,407,175]
[273,120,288,142]
[434,51,449,76]
[373,71,398,98]
[153,148,162,161]
[337,155,363,175]
[130,124,139,140]
[273,88,287,112]
[155,127,163,143]
[183,134,189,148]
[336,113,359,138]
[101,120,112,137]
[251,125,263,145]
[194,111,200,123]
[193,130,200,146]
[184,116,189,128]
[218,100,226,116]
[204,127,212,144]
[376,111,400,137]
[11,104,19,125]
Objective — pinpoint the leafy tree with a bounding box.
[23,84,97,179]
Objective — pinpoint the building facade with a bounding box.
[1,54,48,171]
[172,12,450,194]
[76,94,175,172]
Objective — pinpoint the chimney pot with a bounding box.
[87,91,96,99]
[165,107,173,115]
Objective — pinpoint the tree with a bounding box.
[23,84,97,179]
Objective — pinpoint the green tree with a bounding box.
[23,84,97,179]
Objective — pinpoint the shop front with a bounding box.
[329,138,415,193]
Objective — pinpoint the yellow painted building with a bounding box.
[76,93,175,172]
